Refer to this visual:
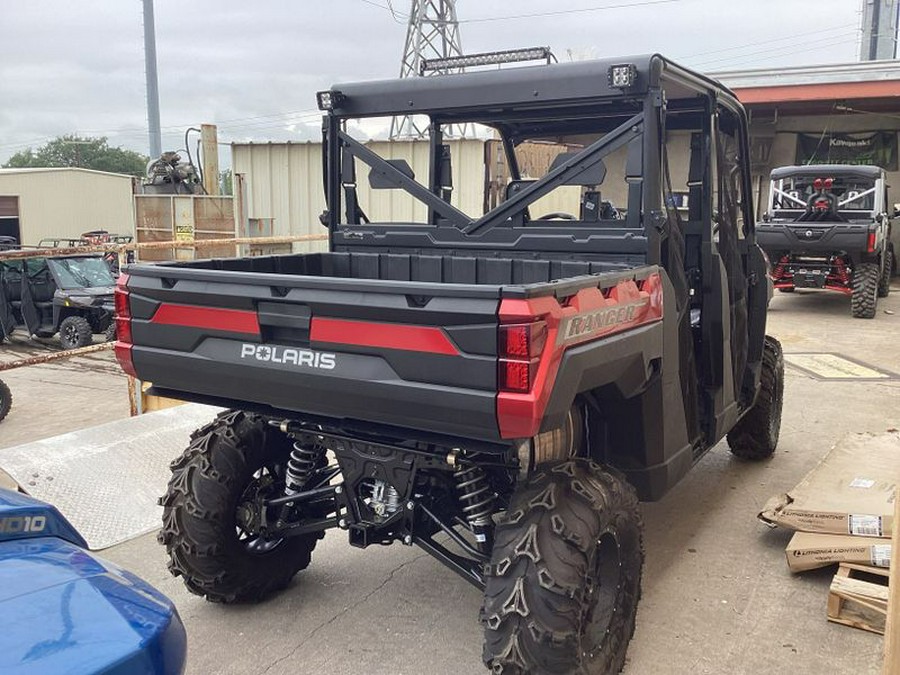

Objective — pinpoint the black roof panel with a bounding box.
[771,164,884,180]
[327,54,740,118]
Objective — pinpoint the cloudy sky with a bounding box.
[0,0,870,166]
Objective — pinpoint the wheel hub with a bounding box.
[235,470,283,554]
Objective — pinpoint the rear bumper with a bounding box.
[132,345,501,442]
[756,223,869,256]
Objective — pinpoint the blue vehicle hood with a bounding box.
[0,490,186,674]
[0,488,88,548]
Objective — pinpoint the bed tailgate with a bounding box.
[115,269,503,441]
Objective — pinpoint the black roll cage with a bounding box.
[320,55,757,264]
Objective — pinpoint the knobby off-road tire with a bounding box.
[58,316,93,350]
[851,262,880,319]
[0,378,11,423]
[878,249,893,298]
[158,409,322,603]
[482,459,643,675]
[726,336,784,461]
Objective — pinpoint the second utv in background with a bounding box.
[0,254,116,348]
[757,164,893,318]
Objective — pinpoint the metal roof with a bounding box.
[711,59,900,90]
[0,167,133,179]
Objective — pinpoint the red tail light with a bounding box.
[113,274,137,378]
[114,274,131,318]
[867,232,877,253]
[500,321,547,359]
[813,178,823,190]
[824,177,834,189]
[499,359,537,393]
[498,320,545,393]
[114,274,132,345]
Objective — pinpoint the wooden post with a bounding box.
[200,123,220,196]
[884,489,899,674]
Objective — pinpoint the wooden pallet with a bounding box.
[885,490,898,675]
[827,562,889,635]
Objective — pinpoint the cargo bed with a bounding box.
[119,252,661,444]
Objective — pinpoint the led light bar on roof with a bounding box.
[420,47,553,74]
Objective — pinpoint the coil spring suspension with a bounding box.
[285,441,325,495]
[455,465,495,551]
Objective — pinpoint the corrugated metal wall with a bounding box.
[232,140,487,252]
[0,169,135,245]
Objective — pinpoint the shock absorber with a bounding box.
[285,439,326,495]
[455,465,495,552]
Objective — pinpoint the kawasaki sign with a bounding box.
[796,131,898,171]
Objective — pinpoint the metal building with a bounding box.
[715,59,900,212]
[232,140,486,252]
[0,167,136,246]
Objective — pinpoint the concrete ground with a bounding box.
[2,282,898,674]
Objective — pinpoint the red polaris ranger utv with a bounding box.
[114,54,783,673]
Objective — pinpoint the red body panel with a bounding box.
[151,304,261,335]
[496,273,664,439]
[310,317,460,356]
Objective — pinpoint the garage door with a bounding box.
[0,196,20,242]
[0,196,18,218]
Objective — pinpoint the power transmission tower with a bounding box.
[389,0,471,140]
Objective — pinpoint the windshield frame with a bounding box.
[46,256,115,290]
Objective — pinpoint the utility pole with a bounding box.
[389,0,470,140]
[143,0,162,159]
[200,124,220,195]
[859,0,900,60]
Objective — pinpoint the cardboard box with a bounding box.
[760,432,900,538]
[785,532,892,572]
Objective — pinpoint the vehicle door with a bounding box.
[20,259,47,335]
[0,263,16,339]
[714,105,759,407]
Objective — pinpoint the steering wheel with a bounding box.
[537,212,578,220]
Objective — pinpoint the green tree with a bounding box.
[3,135,148,177]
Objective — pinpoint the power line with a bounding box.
[1,111,325,154]
[702,32,870,70]
[690,29,865,68]
[457,0,681,23]
[679,24,852,60]
[0,137,58,151]
[75,108,322,136]
[359,0,406,22]
[687,25,897,69]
